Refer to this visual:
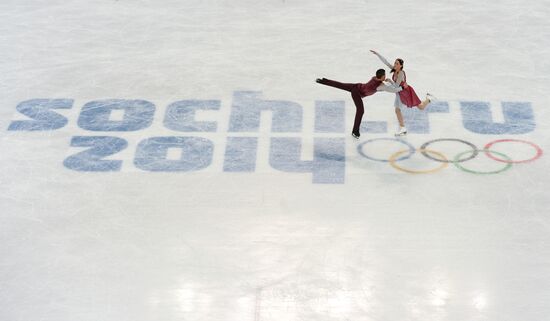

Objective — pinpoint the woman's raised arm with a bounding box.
[370,50,393,69]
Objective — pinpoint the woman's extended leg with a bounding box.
[417,98,431,110]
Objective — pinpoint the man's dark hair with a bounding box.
[376,69,386,79]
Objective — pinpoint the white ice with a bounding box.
[1,1,550,321]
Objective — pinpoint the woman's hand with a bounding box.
[402,81,409,89]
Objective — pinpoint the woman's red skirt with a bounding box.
[399,85,422,108]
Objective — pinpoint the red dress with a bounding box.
[395,71,421,108]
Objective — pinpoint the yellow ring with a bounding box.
[389,149,449,174]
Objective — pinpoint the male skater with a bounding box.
[316,69,402,139]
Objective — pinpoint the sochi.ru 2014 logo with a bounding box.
[6,91,543,184]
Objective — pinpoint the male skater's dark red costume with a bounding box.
[317,72,401,138]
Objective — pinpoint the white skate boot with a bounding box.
[395,127,407,136]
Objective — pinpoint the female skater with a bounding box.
[370,50,434,136]
[316,68,403,139]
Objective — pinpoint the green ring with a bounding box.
[453,149,513,174]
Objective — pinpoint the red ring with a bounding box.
[484,139,543,163]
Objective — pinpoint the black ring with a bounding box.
[420,138,479,163]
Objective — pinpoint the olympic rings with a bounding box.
[357,138,415,162]
[483,139,543,164]
[453,149,513,174]
[389,149,449,174]
[356,137,543,175]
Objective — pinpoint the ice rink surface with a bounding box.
[1,1,550,320]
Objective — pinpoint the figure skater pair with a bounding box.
[316,50,435,138]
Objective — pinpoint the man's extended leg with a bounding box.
[316,78,356,92]
[317,78,364,138]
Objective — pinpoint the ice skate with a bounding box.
[426,93,437,102]
[394,127,407,136]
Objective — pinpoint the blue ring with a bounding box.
[357,138,416,163]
